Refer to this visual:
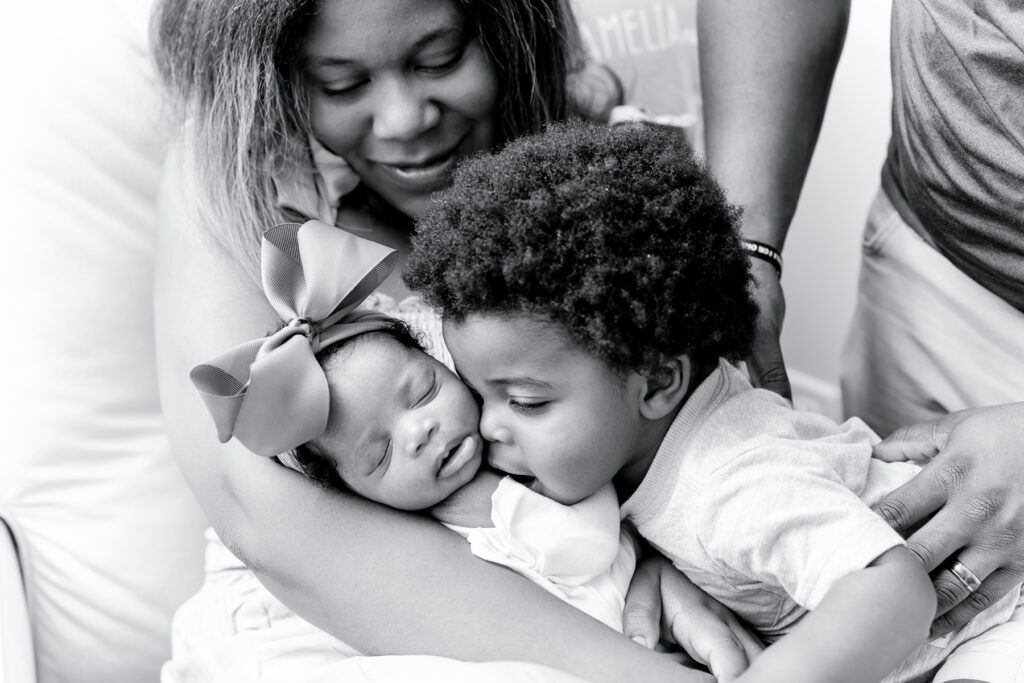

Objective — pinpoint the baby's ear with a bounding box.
[637,356,691,420]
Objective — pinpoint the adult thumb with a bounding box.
[622,559,662,649]
[872,412,964,462]
[747,335,792,401]
[677,625,749,683]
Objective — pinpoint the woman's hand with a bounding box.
[871,403,1024,636]
[624,553,763,682]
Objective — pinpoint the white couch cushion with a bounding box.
[1,2,207,681]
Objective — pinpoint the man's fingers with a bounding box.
[872,416,957,462]
[746,259,791,401]
[871,465,949,537]
[900,508,972,572]
[929,548,998,619]
[930,567,1022,638]
[623,560,663,649]
[750,354,792,401]
[872,438,939,463]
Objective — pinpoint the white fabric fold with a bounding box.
[456,479,636,632]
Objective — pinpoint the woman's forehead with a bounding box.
[303,0,465,64]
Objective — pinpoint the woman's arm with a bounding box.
[736,547,934,683]
[698,0,850,399]
[154,147,708,683]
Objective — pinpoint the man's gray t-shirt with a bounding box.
[881,0,1024,311]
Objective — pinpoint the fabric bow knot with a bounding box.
[190,219,398,457]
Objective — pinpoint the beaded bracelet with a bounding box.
[740,240,783,278]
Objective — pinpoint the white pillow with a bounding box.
[0,2,207,682]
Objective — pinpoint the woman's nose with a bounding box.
[372,78,441,141]
[400,416,439,457]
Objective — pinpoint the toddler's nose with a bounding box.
[479,408,512,444]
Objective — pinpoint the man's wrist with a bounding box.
[740,240,783,277]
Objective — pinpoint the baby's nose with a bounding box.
[404,417,439,457]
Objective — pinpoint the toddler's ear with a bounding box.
[638,356,691,420]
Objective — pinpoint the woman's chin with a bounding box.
[373,187,437,221]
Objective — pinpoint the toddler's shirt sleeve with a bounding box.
[696,439,906,609]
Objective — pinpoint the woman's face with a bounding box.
[303,0,500,219]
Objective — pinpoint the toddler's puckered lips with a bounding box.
[487,452,531,479]
[437,433,479,479]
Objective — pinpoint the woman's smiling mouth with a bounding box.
[376,153,458,188]
[372,133,471,191]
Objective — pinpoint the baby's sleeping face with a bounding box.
[318,334,483,510]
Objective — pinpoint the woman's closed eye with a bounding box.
[416,47,465,75]
[321,78,370,98]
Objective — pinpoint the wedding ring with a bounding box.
[949,559,982,593]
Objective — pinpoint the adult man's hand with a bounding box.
[872,404,1024,636]
[745,259,791,401]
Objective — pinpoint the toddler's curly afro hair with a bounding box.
[404,120,758,376]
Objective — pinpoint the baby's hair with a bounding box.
[404,120,758,378]
[290,319,424,490]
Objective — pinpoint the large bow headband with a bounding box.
[190,220,398,457]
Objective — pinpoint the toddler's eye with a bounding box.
[509,399,550,415]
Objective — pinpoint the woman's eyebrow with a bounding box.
[304,28,461,68]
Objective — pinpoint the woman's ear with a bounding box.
[637,356,691,420]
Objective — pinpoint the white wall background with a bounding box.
[780,1,894,415]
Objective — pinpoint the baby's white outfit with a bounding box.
[161,293,633,682]
[621,359,1023,683]
[163,479,633,683]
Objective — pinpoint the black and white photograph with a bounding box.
[3,1,1022,682]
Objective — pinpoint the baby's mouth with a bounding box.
[437,435,478,478]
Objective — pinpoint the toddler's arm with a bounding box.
[430,469,503,528]
[736,546,934,683]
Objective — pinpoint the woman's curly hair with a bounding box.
[404,120,758,377]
